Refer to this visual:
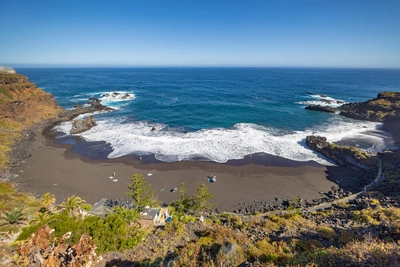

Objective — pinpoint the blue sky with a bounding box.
[1,0,399,67]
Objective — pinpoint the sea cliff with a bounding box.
[0,69,62,172]
[0,69,110,176]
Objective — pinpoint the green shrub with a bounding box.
[163,217,185,235]
[89,211,145,253]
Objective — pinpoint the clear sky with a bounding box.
[1,0,399,68]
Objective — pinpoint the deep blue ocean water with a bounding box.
[16,67,400,164]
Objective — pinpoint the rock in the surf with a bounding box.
[70,116,97,134]
[305,104,339,113]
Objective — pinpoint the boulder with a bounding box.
[88,97,101,104]
[70,116,97,134]
[89,101,114,112]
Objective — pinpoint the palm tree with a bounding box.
[60,195,87,217]
[0,207,27,226]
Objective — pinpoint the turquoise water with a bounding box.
[17,67,400,163]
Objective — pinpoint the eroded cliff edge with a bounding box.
[0,69,109,176]
[0,70,62,171]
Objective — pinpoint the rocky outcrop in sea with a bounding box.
[70,116,97,134]
[306,91,400,122]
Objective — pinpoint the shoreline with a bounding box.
[10,129,363,213]
[6,102,399,213]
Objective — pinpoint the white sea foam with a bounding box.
[297,94,346,107]
[70,91,135,105]
[100,91,135,101]
[53,116,389,165]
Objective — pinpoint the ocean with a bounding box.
[16,67,400,164]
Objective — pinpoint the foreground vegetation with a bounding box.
[1,172,400,266]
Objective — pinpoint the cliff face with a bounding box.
[0,71,63,171]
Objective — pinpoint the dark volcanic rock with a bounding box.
[121,93,131,99]
[90,101,114,112]
[88,97,101,103]
[304,92,400,122]
[305,104,339,113]
[339,92,400,122]
[306,135,379,172]
[70,116,97,134]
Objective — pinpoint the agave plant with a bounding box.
[60,195,87,217]
[0,207,27,226]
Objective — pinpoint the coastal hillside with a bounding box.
[1,71,400,266]
[0,69,62,171]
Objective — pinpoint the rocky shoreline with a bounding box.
[2,79,399,216]
[2,98,111,181]
[304,92,400,201]
[2,71,400,266]
[4,93,399,216]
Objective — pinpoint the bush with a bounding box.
[220,214,243,229]
[316,226,337,242]
[308,237,400,266]
[163,217,185,235]
[89,209,144,253]
[171,183,215,214]
[338,231,364,246]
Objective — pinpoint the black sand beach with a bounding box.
[12,133,361,212]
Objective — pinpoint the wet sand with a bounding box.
[14,138,358,212]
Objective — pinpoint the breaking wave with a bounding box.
[53,116,389,165]
[297,94,346,107]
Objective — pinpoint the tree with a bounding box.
[0,207,27,226]
[193,184,215,213]
[172,183,215,214]
[126,174,157,211]
[178,182,191,208]
[60,195,87,217]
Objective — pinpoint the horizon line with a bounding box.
[3,64,400,70]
